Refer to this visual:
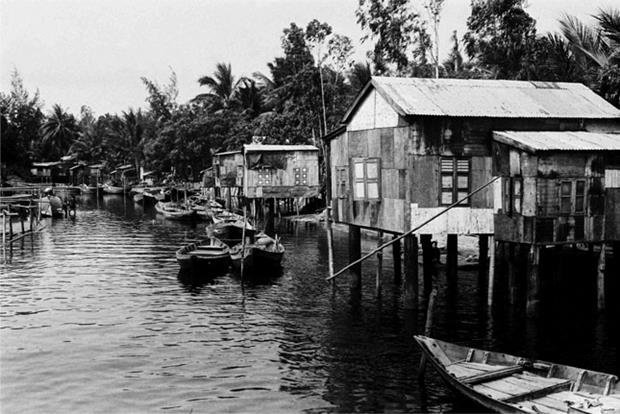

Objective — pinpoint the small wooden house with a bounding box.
[31,161,62,183]
[243,144,320,199]
[493,131,620,244]
[213,150,243,208]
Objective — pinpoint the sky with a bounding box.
[1,0,617,116]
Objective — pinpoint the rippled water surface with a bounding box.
[1,195,618,413]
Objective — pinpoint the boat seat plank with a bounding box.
[514,373,571,386]
[477,378,534,397]
[462,365,524,385]
[472,384,513,400]
[447,364,486,378]
[501,380,573,404]
[461,362,508,372]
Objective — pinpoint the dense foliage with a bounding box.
[1,2,618,182]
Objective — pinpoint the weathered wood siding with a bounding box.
[244,150,320,199]
[215,152,243,188]
[492,141,620,243]
[348,89,403,132]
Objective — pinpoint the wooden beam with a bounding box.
[349,225,362,289]
[404,234,418,309]
[501,380,572,404]
[462,365,524,385]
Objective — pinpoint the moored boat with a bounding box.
[414,335,620,414]
[103,183,126,194]
[251,233,284,267]
[230,242,253,271]
[155,201,195,220]
[176,237,230,272]
[79,183,101,194]
[211,219,255,246]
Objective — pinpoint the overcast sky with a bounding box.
[1,0,616,116]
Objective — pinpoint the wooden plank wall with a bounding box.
[245,151,320,199]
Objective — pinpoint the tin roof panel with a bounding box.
[493,131,620,152]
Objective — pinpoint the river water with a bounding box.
[1,195,617,413]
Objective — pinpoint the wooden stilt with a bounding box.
[487,236,495,307]
[597,243,606,311]
[421,234,433,295]
[526,244,541,317]
[418,288,438,379]
[478,234,489,279]
[447,233,457,283]
[240,204,247,281]
[404,234,419,309]
[376,231,383,295]
[508,243,517,305]
[265,198,275,237]
[325,205,335,288]
[349,225,362,290]
[392,235,402,282]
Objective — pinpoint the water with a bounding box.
[1,195,618,413]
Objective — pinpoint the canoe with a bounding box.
[414,335,620,414]
[155,201,195,220]
[176,237,230,272]
[230,242,254,271]
[252,234,285,267]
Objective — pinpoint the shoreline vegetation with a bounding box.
[2,1,618,186]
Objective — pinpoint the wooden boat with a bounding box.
[230,242,254,271]
[176,237,230,271]
[414,335,620,414]
[79,184,100,194]
[211,220,256,246]
[103,183,126,194]
[251,234,285,267]
[155,201,195,220]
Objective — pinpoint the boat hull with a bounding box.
[103,185,126,194]
[176,238,231,274]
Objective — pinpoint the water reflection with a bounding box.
[0,196,617,413]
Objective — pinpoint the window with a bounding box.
[257,169,273,186]
[559,180,587,215]
[335,167,348,198]
[513,177,523,214]
[294,167,308,186]
[440,157,470,206]
[502,176,523,215]
[352,158,380,200]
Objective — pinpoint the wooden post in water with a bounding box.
[404,234,419,309]
[2,211,6,248]
[507,243,517,305]
[240,204,247,281]
[446,234,457,284]
[265,198,275,237]
[526,244,541,317]
[376,231,383,295]
[325,205,335,288]
[421,234,433,295]
[597,243,606,311]
[8,206,13,240]
[487,235,495,307]
[478,234,489,279]
[418,288,438,379]
[349,225,362,289]
[392,235,401,282]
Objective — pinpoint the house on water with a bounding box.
[324,77,620,312]
[213,150,243,209]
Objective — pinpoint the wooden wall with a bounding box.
[215,152,243,188]
[244,150,320,199]
[492,141,620,243]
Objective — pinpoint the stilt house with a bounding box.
[242,144,320,199]
[213,150,243,208]
[325,77,620,236]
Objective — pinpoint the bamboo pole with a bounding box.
[326,176,500,281]
[376,231,383,295]
[240,203,247,281]
[325,204,335,288]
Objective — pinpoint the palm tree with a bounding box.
[559,8,620,106]
[39,104,79,160]
[194,62,241,110]
[106,109,145,174]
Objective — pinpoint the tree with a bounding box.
[141,69,178,123]
[0,70,44,176]
[39,104,79,160]
[558,8,620,106]
[194,63,241,111]
[356,0,428,75]
[348,61,372,93]
[463,0,538,79]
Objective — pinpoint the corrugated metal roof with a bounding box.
[214,150,242,156]
[343,77,620,121]
[493,131,620,152]
[243,144,319,152]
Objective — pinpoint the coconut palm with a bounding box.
[106,109,146,174]
[194,62,241,110]
[39,104,79,160]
